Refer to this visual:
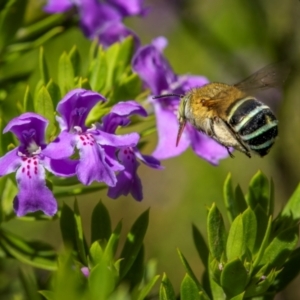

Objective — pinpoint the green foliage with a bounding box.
[160,171,300,300]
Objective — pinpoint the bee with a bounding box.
[153,63,290,158]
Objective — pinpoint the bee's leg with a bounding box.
[226,147,235,158]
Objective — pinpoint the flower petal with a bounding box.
[188,125,229,165]
[97,21,140,49]
[110,101,147,117]
[0,148,22,176]
[132,42,176,94]
[94,130,139,147]
[43,157,78,177]
[133,148,163,169]
[109,0,147,16]
[152,36,168,52]
[14,159,57,216]
[44,0,73,13]
[57,89,106,130]
[42,131,75,159]
[151,102,189,159]
[76,135,116,186]
[179,74,209,92]
[4,113,48,147]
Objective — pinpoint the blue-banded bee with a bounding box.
[153,63,290,158]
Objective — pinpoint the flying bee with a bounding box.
[153,63,290,158]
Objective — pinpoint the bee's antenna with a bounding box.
[152,94,183,99]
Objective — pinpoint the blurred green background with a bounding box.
[2,0,300,299]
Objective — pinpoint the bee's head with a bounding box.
[152,93,187,147]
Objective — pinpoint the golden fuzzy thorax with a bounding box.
[186,82,246,121]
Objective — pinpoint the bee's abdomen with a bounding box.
[228,98,278,156]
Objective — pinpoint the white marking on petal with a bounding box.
[74,126,82,133]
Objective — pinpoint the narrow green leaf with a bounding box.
[242,207,257,253]
[89,260,117,300]
[123,245,145,289]
[0,0,27,50]
[259,225,298,269]
[119,209,149,279]
[209,270,225,300]
[220,258,249,297]
[19,265,42,300]
[89,48,107,92]
[136,275,160,300]
[46,80,61,108]
[60,203,77,250]
[253,216,272,269]
[91,201,112,243]
[89,241,104,267]
[246,171,270,213]
[235,184,247,212]
[69,46,81,78]
[226,214,245,261]
[180,274,201,300]
[272,248,300,291]
[35,86,55,139]
[281,182,300,221]
[192,224,209,268]
[223,173,237,222]
[177,249,210,299]
[230,292,245,300]
[74,200,88,265]
[23,86,34,112]
[39,47,50,84]
[39,291,54,300]
[54,184,106,198]
[207,203,227,261]
[159,273,176,300]
[253,204,269,253]
[58,51,75,95]
[0,229,57,271]
[105,42,120,89]
[104,221,122,258]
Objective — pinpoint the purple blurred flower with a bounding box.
[132,37,229,165]
[45,89,161,201]
[0,113,77,216]
[44,0,145,48]
[81,266,90,277]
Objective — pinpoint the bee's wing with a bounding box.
[234,62,290,93]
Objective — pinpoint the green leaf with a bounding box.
[123,244,145,289]
[34,86,55,139]
[220,258,249,297]
[281,182,300,222]
[91,201,112,243]
[105,42,121,89]
[60,203,77,250]
[0,0,27,50]
[136,274,160,300]
[242,207,257,253]
[180,274,201,300]
[46,80,61,108]
[235,184,247,213]
[159,273,176,300]
[19,265,42,300]
[273,247,300,291]
[253,204,269,253]
[230,292,245,300]
[39,291,54,300]
[89,260,117,300]
[0,229,57,270]
[246,171,270,214]
[192,224,209,268]
[54,184,106,198]
[207,203,227,261]
[104,221,122,259]
[69,46,81,78]
[258,225,298,269]
[223,173,238,222]
[89,241,104,266]
[39,47,50,84]
[58,51,75,95]
[119,209,149,280]
[23,86,34,112]
[253,216,272,269]
[74,200,88,265]
[89,47,107,92]
[226,214,245,261]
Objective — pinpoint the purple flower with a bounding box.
[0,113,77,216]
[44,0,145,48]
[101,101,162,201]
[45,89,161,201]
[132,37,230,165]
